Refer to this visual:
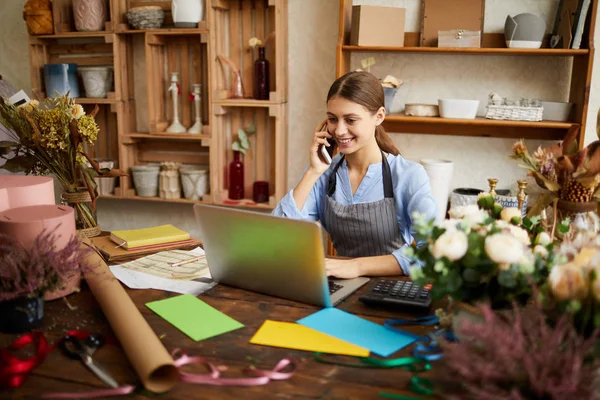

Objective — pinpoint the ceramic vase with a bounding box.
[166,72,187,133]
[131,165,160,197]
[93,159,116,196]
[420,159,454,222]
[79,66,113,98]
[44,63,80,98]
[72,0,108,32]
[172,0,203,28]
[180,166,209,200]
[504,13,545,49]
[188,84,203,134]
[159,162,181,199]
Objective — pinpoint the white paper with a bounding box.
[108,247,217,295]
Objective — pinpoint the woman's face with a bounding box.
[326,96,384,155]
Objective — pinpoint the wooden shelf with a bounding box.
[75,98,120,104]
[125,132,211,141]
[213,99,281,107]
[99,194,212,205]
[36,31,113,39]
[214,199,275,210]
[120,28,209,35]
[341,45,590,57]
[382,114,576,140]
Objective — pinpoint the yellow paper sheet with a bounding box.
[250,320,369,357]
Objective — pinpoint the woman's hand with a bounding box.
[325,258,360,279]
[308,119,334,176]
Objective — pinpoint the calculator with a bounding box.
[359,279,432,309]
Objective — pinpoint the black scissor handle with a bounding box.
[60,335,87,360]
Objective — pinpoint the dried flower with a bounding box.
[71,104,84,120]
[435,302,600,400]
[549,262,589,300]
[511,139,527,158]
[248,37,262,48]
[0,228,91,301]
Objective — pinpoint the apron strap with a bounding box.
[326,152,394,198]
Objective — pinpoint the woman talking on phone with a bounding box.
[273,71,437,279]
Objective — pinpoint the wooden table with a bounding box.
[0,279,439,399]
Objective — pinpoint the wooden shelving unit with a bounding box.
[27,0,288,210]
[336,1,598,145]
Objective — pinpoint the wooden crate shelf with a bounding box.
[211,103,286,206]
[145,33,209,133]
[211,0,287,103]
[27,0,288,208]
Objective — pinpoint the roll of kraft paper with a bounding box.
[81,239,179,393]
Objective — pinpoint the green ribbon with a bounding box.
[313,353,435,399]
[313,353,431,372]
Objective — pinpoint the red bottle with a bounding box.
[253,46,270,100]
[229,151,244,199]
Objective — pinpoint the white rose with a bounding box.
[518,254,535,274]
[448,205,479,219]
[484,233,524,264]
[500,207,521,222]
[432,231,468,261]
[507,225,531,246]
[439,219,460,233]
[533,245,548,259]
[535,232,551,246]
[462,209,488,226]
[549,263,589,301]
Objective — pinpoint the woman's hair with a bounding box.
[327,71,400,155]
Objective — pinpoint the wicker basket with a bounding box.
[126,6,164,30]
[485,104,543,121]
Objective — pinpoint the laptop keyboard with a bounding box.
[328,280,343,295]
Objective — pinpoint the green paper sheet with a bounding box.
[146,294,244,341]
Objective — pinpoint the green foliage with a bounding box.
[232,123,256,155]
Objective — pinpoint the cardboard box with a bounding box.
[350,6,406,47]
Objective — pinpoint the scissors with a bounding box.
[60,334,119,388]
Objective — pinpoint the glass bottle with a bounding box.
[253,46,270,100]
[229,151,244,200]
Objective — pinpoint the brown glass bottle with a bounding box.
[253,46,270,100]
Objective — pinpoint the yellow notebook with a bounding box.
[109,225,191,250]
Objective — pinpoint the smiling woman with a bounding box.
[273,71,437,279]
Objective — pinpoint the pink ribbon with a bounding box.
[0,332,298,398]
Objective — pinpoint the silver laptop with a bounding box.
[193,204,369,307]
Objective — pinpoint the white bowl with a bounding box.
[540,101,573,122]
[438,99,479,119]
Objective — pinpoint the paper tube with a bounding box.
[81,239,179,393]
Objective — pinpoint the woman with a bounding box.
[273,71,437,279]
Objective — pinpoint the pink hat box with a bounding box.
[0,175,55,209]
[0,204,80,300]
[0,188,8,212]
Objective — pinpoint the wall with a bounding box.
[1,0,599,238]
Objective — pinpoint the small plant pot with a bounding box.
[383,87,397,115]
[72,0,108,32]
[131,165,160,197]
[0,296,44,334]
[180,166,209,200]
[79,66,113,98]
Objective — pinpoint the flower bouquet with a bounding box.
[0,95,125,234]
[0,229,89,333]
[544,231,600,338]
[406,194,559,309]
[511,125,600,234]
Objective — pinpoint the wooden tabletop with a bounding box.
[0,278,439,399]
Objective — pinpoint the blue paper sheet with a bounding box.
[297,308,418,357]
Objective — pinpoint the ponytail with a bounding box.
[375,125,400,155]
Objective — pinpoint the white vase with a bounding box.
[420,159,454,222]
[131,165,160,197]
[180,166,209,200]
[172,0,203,28]
[79,66,113,98]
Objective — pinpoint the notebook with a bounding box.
[109,224,191,250]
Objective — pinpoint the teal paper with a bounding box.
[297,308,417,357]
[146,294,244,341]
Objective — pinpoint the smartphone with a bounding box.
[318,123,337,164]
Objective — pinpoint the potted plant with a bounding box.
[406,194,560,315]
[0,229,89,333]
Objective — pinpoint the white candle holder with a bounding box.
[188,83,203,134]
[166,72,186,133]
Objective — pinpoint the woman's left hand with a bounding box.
[325,258,360,279]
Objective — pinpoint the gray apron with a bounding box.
[322,152,403,257]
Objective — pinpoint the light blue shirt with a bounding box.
[273,153,438,274]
